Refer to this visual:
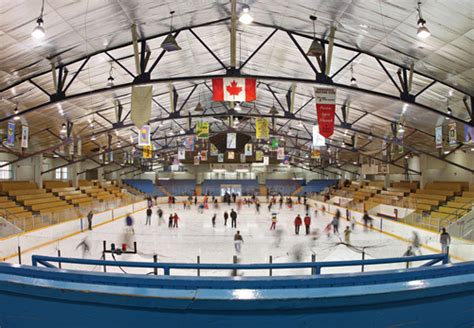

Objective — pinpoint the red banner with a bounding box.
[315,88,336,138]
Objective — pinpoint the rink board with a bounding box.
[0,261,473,327]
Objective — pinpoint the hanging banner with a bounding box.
[77,139,82,156]
[255,118,269,140]
[210,143,218,156]
[69,142,75,156]
[448,122,457,145]
[228,151,235,160]
[312,125,325,147]
[271,137,279,150]
[184,136,195,151]
[109,150,114,162]
[311,149,321,159]
[143,145,152,159]
[178,148,186,160]
[7,122,15,146]
[227,133,236,149]
[131,86,152,128]
[240,153,246,163]
[194,156,200,165]
[212,77,256,102]
[315,87,336,138]
[255,150,263,161]
[398,131,404,154]
[435,126,443,148]
[263,156,269,165]
[465,124,474,143]
[218,153,224,163]
[382,138,388,156]
[244,143,253,156]
[277,147,285,160]
[138,125,151,146]
[200,150,208,161]
[283,155,290,165]
[196,121,209,139]
[21,125,29,148]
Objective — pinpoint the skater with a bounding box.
[268,201,273,212]
[403,246,416,267]
[76,237,90,258]
[194,196,198,206]
[411,232,422,255]
[230,209,237,228]
[440,228,451,254]
[346,208,350,221]
[223,211,229,226]
[324,222,332,238]
[332,213,340,234]
[173,213,180,228]
[157,207,164,225]
[303,194,307,206]
[279,196,283,209]
[255,200,261,214]
[125,214,135,234]
[297,195,301,204]
[168,214,173,228]
[212,213,217,228]
[351,216,356,231]
[86,210,93,230]
[344,226,351,244]
[304,214,311,235]
[146,207,152,225]
[362,211,373,231]
[294,214,302,235]
[270,212,277,230]
[147,197,153,208]
[305,203,310,214]
[234,230,244,253]
[321,205,326,217]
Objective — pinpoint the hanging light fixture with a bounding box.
[31,0,46,39]
[398,124,405,133]
[107,63,114,87]
[234,102,242,111]
[161,11,181,51]
[306,16,325,57]
[239,4,254,24]
[416,1,431,38]
[13,108,20,121]
[269,104,278,115]
[350,64,357,85]
[60,123,67,133]
[91,134,96,141]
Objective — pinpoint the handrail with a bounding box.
[32,253,449,276]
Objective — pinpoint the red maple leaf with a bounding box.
[226,80,242,96]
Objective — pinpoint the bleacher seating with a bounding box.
[122,179,165,196]
[201,180,259,196]
[159,179,196,196]
[266,179,303,196]
[298,179,338,195]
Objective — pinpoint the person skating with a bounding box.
[304,214,311,235]
[362,211,373,231]
[223,211,229,226]
[351,216,356,231]
[173,213,180,228]
[168,214,173,228]
[87,210,93,231]
[270,212,277,230]
[194,196,198,206]
[346,208,351,221]
[234,230,244,253]
[125,214,135,234]
[344,226,351,244]
[411,232,422,255]
[255,200,261,214]
[230,209,237,228]
[76,237,90,258]
[212,213,216,228]
[332,214,340,234]
[294,214,302,235]
[440,228,451,254]
[279,196,283,209]
[403,246,416,267]
[157,207,164,225]
[146,207,152,225]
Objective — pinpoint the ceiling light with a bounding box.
[470,148,474,152]
[447,107,452,115]
[280,136,285,141]
[350,77,357,85]
[194,102,204,112]
[161,11,181,51]
[234,102,242,111]
[416,2,431,39]
[353,161,358,165]
[398,126,405,133]
[443,150,450,155]
[298,120,304,128]
[306,16,325,57]
[341,142,345,148]
[239,4,254,24]
[90,122,94,128]
[13,108,20,120]
[269,105,278,115]
[32,18,45,39]
[179,128,185,134]
[91,134,96,141]
[60,123,67,133]
[107,76,114,87]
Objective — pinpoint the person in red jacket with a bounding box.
[173,213,179,228]
[294,214,302,235]
[304,214,311,235]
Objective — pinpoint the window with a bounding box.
[55,167,68,180]
[0,161,12,180]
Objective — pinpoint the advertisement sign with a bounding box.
[312,125,325,147]
[277,147,285,160]
[255,150,263,161]
[143,145,152,158]
[178,148,186,160]
[263,156,269,165]
[315,88,336,138]
[196,121,209,139]
[138,125,151,146]
[448,122,457,145]
[435,126,443,149]
[210,143,218,156]
[228,151,235,160]
[194,156,200,165]
[218,153,224,163]
[184,136,195,151]
[255,118,269,140]
[200,150,208,161]
[227,133,236,149]
[244,143,253,156]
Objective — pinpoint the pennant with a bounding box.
[435,126,443,149]
[315,87,336,138]
[227,133,236,149]
[271,137,279,150]
[255,150,263,161]
[77,139,82,156]
[138,125,151,146]
[194,155,200,165]
[240,153,246,163]
[465,124,474,143]
[212,78,256,102]
[448,122,457,145]
[21,125,29,148]
[178,148,186,160]
[263,156,269,165]
[131,86,152,128]
[255,118,269,140]
[228,151,235,160]
[244,143,253,156]
[196,121,209,139]
[200,150,208,161]
[143,145,153,159]
[277,147,285,160]
[311,149,321,159]
[210,143,218,156]
[184,136,195,151]
[7,122,15,146]
[218,153,224,163]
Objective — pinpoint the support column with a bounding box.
[383,173,390,189]
[97,167,104,182]
[70,162,79,187]
[33,154,43,188]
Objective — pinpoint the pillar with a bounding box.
[70,162,79,187]
[33,154,43,187]
[97,167,104,182]
[384,173,390,189]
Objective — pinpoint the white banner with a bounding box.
[263,156,269,165]
[21,126,29,148]
[178,148,186,160]
[277,147,285,160]
[312,125,325,147]
[77,139,82,156]
[244,143,253,156]
[227,133,236,149]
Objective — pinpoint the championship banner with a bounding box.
[240,153,246,163]
[312,125,325,147]
[212,77,256,102]
[194,156,200,165]
[244,143,253,156]
[200,150,208,161]
[178,148,186,160]
[131,86,152,128]
[210,143,218,156]
[263,156,269,165]
[77,139,82,156]
[271,137,279,150]
[184,136,195,151]
[218,153,224,163]
[21,125,29,148]
[143,145,152,159]
[228,151,235,160]
[311,149,321,159]
[435,126,443,148]
[196,121,209,139]
[7,122,15,146]
[465,124,474,143]
[138,125,151,146]
[315,87,336,138]
[277,147,285,160]
[255,150,263,161]
[255,118,269,140]
[448,122,457,145]
[227,133,236,149]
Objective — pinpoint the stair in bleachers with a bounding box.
[158,180,196,196]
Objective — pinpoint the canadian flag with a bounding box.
[212,78,256,102]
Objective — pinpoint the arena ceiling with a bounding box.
[0,0,473,176]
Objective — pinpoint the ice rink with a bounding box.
[5,200,453,277]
